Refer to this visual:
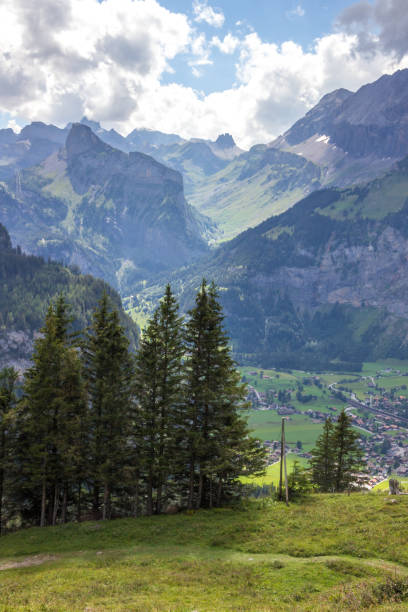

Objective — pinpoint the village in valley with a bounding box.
[241,361,408,489]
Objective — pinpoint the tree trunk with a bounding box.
[61,484,68,523]
[216,479,222,507]
[156,482,162,515]
[102,483,110,520]
[196,470,203,510]
[147,468,153,516]
[133,473,139,518]
[40,476,47,527]
[92,484,99,519]
[209,477,213,509]
[77,481,82,522]
[52,484,59,525]
[187,458,195,510]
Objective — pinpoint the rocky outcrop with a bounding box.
[273,69,408,186]
[0,331,35,372]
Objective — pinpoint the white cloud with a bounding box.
[0,0,407,150]
[193,1,225,28]
[0,0,191,124]
[287,5,305,19]
[7,119,22,133]
[189,32,213,66]
[211,33,239,54]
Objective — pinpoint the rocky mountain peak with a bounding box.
[19,122,67,145]
[0,128,17,145]
[80,116,102,132]
[318,88,353,105]
[215,133,235,149]
[65,123,110,158]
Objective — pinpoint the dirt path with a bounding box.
[0,554,57,571]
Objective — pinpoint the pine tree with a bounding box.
[310,418,335,492]
[134,311,160,515]
[134,286,184,514]
[154,285,184,513]
[21,305,67,526]
[0,367,18,534]
[310,411,366,492]
[20,299,85,526]
[82,293,134,520]
[332,409,365,491]
[183,280,266,509]
[57,348,87,523]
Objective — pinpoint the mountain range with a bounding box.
[0,123,209,292]
[2,68,408,369]
[136,154,408,370]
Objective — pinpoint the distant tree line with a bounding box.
[0,281,265,531]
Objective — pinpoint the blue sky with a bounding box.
[0,0,407,147]
[162,0,361,93]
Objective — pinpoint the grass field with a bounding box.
[241,454,309,486]
[248,411,325,452]
[373,477,408,491]
[0,494,408,610]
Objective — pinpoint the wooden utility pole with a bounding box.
[283,420,289,506]
[279,417,289,505]
[278,418,284,501]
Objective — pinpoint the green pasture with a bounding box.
[241,454,309,486]
[247,411,325,451]
[373,477,408,491]
[0,495,408,610]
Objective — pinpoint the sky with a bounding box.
[1,0,408,148]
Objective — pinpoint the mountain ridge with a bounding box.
[0,124,209,293]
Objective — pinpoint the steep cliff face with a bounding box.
[0,124,209,292]
[273,69,408,186]
[139,158,408,369]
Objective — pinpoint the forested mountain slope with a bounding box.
[134,156,408,370]
[0,223,138,370]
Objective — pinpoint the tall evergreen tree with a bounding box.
[134,285,184,514]
[0,367,18,534]
[310,410,365,492]
[332,409,365,491]
[20,299,85,526]
[21,305,67,526]
[82,293,134,519]
[183,280,265,509]
[134,311,160,516]
[310,418,335,492]
[154,285,184,513]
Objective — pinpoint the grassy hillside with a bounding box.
[373,477,408,491]
[187,145,321,242]
[240,454,309,486]
[0,495,407,610]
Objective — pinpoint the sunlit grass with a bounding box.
[0,495,407,610]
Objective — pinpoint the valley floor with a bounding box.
[0,494,407,611]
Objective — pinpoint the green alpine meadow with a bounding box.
[2,1,408,610]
